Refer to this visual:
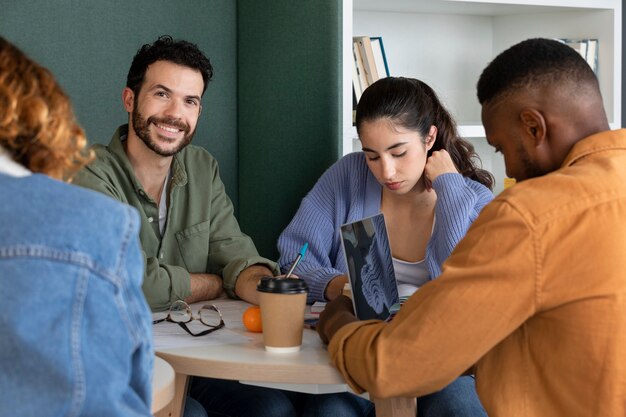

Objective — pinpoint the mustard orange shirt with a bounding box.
[329,129,626,416]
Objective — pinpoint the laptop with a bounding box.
[339,213,400,321]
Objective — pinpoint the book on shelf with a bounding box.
[351,36,391,124]
[352,42,367,101]
[354,36,379,85]
[558,38,598,74]
[351,36,390,104]
[503,177,516,189]
[370,37,390,78]
[586,39,598,73]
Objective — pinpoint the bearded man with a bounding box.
[75,36,277,311]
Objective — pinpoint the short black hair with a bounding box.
[126,35,213,95]
[477,38,599,105]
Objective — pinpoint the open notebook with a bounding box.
[339,213,400,321]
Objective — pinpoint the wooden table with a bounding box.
[151,356,175,414]
[153,299,416,417]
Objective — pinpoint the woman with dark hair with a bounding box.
[278,76,492,416]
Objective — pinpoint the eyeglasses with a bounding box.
[153,300,225,337]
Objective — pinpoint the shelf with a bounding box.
[342,0,622,154]
[342,0,621,195]
[349,124,485,142]
[458,125,486,138]
[353,0,618,15]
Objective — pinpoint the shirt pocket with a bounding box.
[175,220,211,273]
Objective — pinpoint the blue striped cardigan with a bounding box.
[277,152,493,303]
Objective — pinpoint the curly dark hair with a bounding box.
[477,38,599,105]
[356,76,494,190]
[126,35,213,95]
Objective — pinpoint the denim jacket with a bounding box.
[0,158,153,416]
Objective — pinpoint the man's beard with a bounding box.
[131,101,195,157]
[516,142,547,181]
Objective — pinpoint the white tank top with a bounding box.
[393,257,430,299]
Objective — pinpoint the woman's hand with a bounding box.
[424,149,458,190]
[324,274,349,301]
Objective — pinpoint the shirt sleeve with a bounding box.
[142,256,191,311]
[74,163,193,311]
[427,173,494,278]
[277,165,350,303]
[328,199,537,398]
[204,161,279,298]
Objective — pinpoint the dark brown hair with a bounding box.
[126,35,213,96]
[356,77,494,190]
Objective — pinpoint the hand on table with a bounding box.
[424,149,458,191]
[234,264,276,305]
[323,274,349,301]
[317,295,357,344]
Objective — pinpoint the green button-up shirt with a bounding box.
[74,125,278,311]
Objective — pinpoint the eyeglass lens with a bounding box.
[166,301,222,327]
[198,305,222,327]
[168,300,192,323]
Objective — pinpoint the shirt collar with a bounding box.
[0,145,32,177]
[109,124,188,191]
[562,129,626,168]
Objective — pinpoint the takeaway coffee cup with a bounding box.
[257,277,308,353]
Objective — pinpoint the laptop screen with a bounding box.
[340,213,399,321]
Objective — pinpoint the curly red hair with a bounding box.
[0,37,92,181]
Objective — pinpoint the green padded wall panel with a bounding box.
[238,0,342,260]
[1,1,239,201]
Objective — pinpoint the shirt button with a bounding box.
[147,217,154,223]
[160,253,164,259]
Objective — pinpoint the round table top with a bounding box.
[155,299,346,387]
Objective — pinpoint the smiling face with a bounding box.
[359,118,435,194]
[124,60,203,157]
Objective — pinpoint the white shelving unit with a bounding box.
[342,0,622,194]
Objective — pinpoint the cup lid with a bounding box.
[257,276,309,294]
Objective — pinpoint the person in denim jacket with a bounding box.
[0,37,153,417]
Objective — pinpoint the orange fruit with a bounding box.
[242,305,263,333]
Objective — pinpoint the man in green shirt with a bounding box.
[74,36,277,312]
[75,34,374,417]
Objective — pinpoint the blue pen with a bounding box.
[285,242,308,278]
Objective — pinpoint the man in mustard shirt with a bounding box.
[318,37,626,416]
